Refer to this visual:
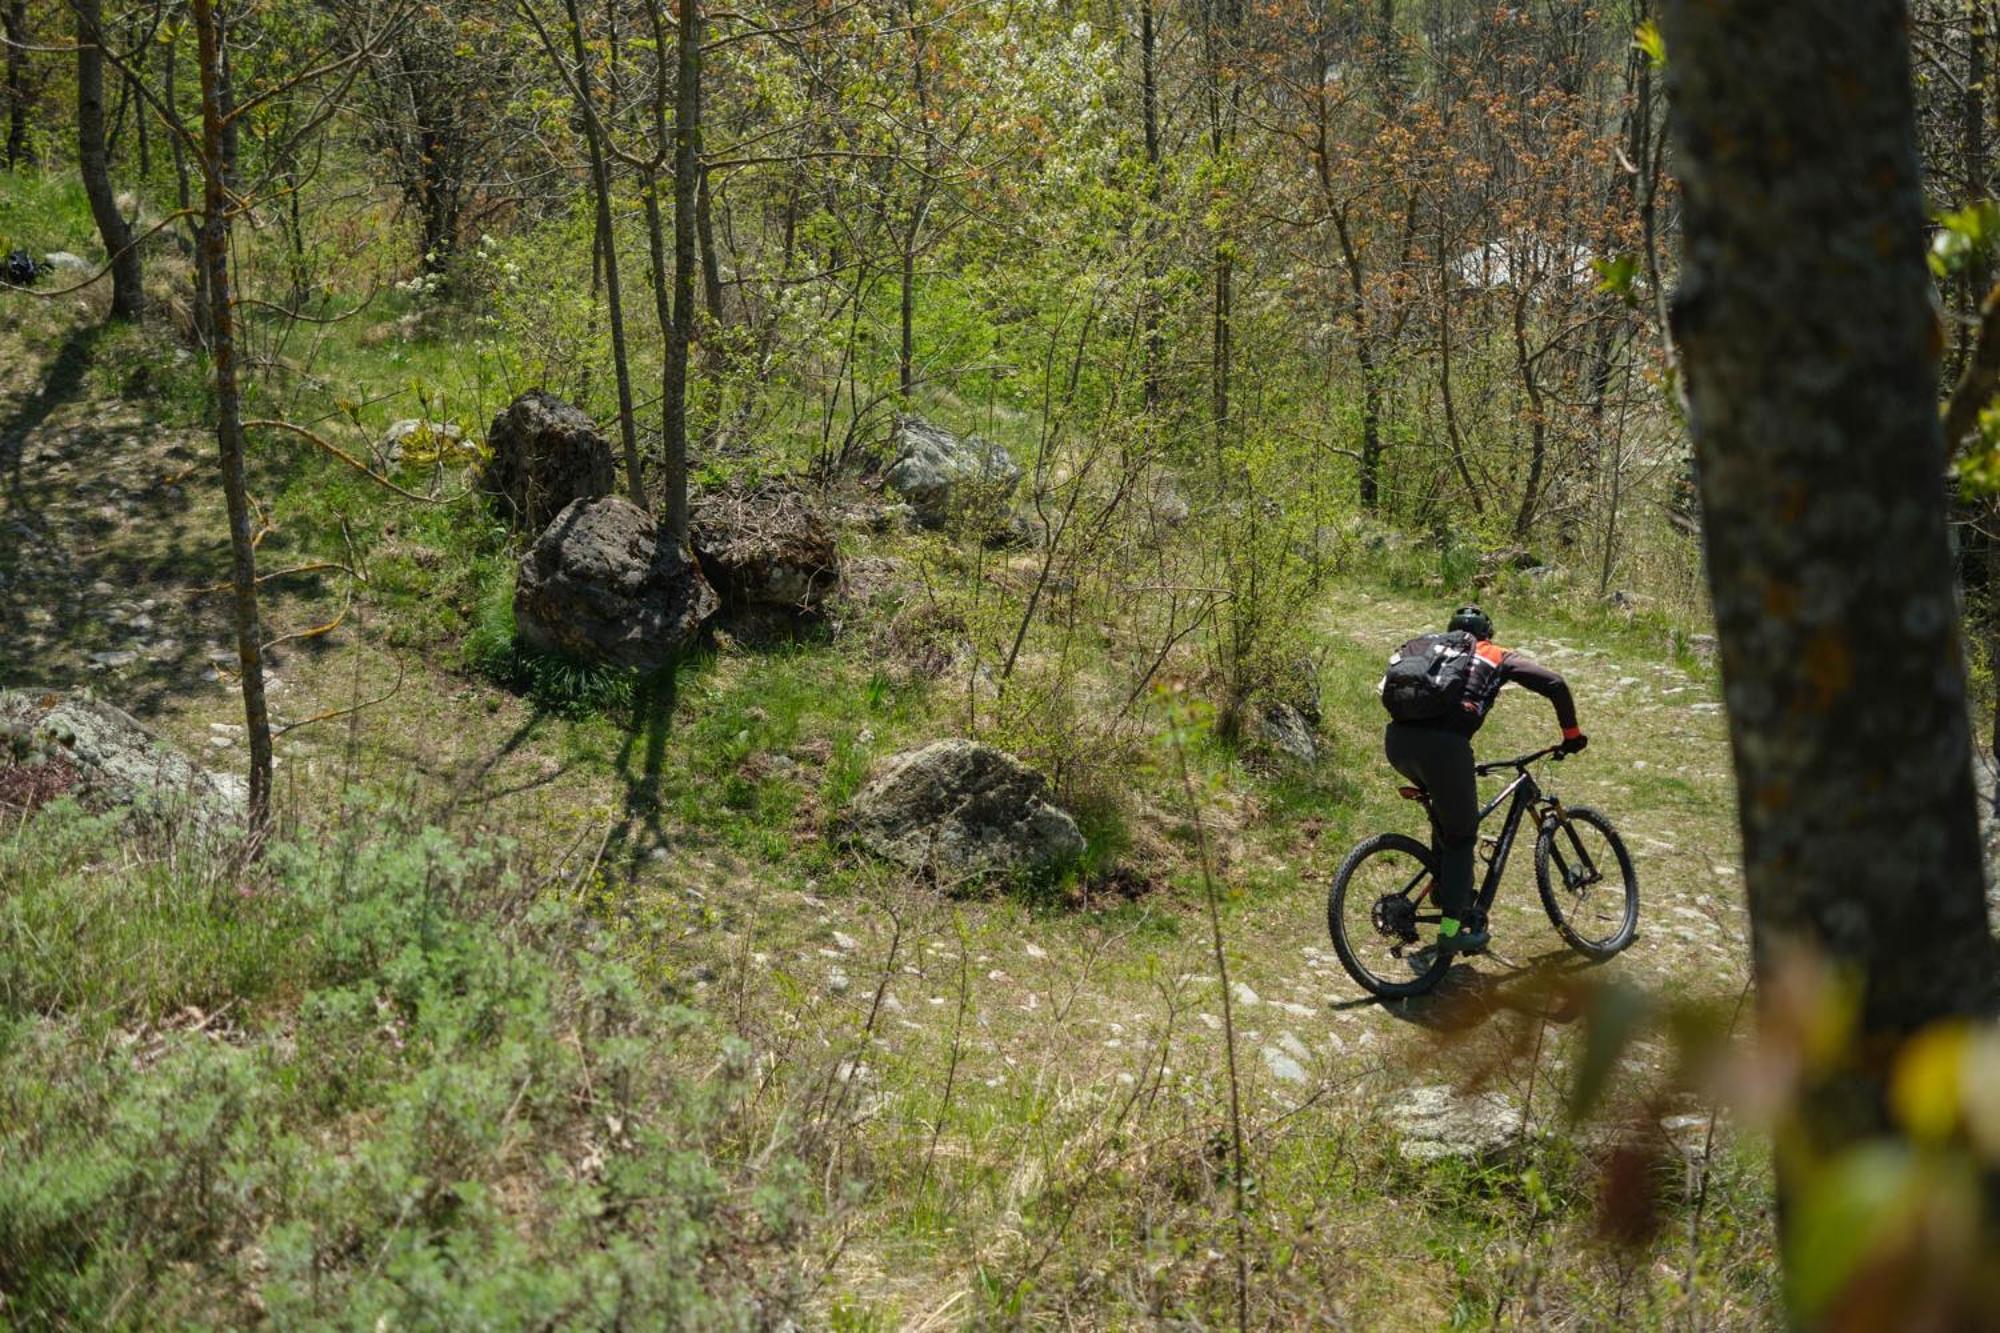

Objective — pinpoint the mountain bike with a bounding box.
[1327,745,1638,998]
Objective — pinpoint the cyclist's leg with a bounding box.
[1386,724,1479,931]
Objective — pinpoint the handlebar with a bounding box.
[1474,744,1566,778]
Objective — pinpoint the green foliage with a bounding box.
[1634,19,1667,70]
[1954,402,2000,495]
[1591,252,1642,306]
[1930,200,2000,279]
[0,802,811,1327]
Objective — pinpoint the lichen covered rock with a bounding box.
[514,496,717,671]
[480,391,618,530]
[844,739,1085,883]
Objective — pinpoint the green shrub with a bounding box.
[0,803,812,1327]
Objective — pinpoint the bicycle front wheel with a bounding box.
[1328,833,1451,998]
[1534,805,1638,959]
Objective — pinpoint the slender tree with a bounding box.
[4,0,31,168]
[663,0,700,542]
[75,0,144,320]
[561,0,643,507]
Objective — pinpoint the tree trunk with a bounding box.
[76,0,145,321]
[696,159,725,346]
[192,0,272,834]
[1203,0,1237,449]
[662,0,701,544]
[564,0,643,508]
[1659,0,1998,1294]
[1510,285,1546,540]
[1139,0,1162,411]
[5,0,32,169]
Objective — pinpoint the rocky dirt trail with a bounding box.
[730,586,1751,1202]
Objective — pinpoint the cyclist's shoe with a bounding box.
[1436,918,1490,956]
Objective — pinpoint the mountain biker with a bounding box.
[1382,605,1586,956]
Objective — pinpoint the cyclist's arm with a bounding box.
[1499,652,1580,737]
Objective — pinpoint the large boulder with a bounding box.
[514,496,717,671]
[0,690,246,826]
[690,480,840,614]
[481,391,619,530]
[883,415,1023,529]
[844,739,1085,883]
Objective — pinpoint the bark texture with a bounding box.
[1660,0,1996,1132]
[192,0,272,832]
[4,0,30,168]
[76,0,144,320]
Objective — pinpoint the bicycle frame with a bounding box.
[1469,767,1548,915]
[1398,750,1598,922]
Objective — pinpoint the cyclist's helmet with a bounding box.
[1448,604,1493,641]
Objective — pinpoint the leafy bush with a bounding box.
[0,801,811,1327]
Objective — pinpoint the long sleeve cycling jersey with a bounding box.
[1433,640,1579,738]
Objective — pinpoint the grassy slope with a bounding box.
[0,268,1775,1325]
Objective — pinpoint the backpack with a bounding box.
[3,250,39,288]
[1378,631,1477,722]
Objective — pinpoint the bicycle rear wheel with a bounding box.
[1328,833,1452,998]
[1534,806,1638,959]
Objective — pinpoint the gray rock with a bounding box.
[480,391,619,530]
[1262,1045,1309,1085]
[514,496,718,671]
[42,251,91,273]
[691,481,840,613]
[844,739,1085,883]
[1258,701,1318,765]
[883,415,1023,529]
[1384,1085,1526,1162]
[0,690,246,826]
[1687,633,1719,663]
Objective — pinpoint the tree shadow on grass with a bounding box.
[0,319,231,714]
[0,318,101,496]
[608,662,683,882]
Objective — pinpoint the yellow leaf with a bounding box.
[1891,1022,1970,1144]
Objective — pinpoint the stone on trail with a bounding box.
[690,480,840,615]
[514,496,718,671]
[1384,1085,1526,1162]
[843,739,1085,883]
[1262,1044,1309,1086]
[883,415,1023,529]
[480,390,619,530]
[0,690,246,826]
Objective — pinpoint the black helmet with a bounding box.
[1448,604,1493,641]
